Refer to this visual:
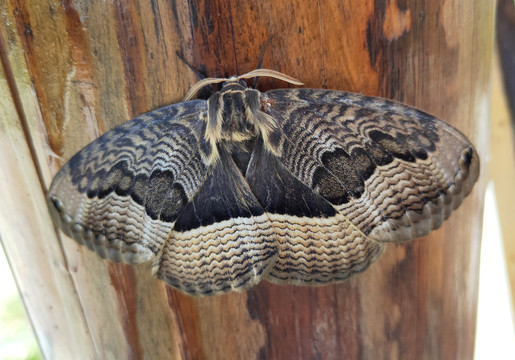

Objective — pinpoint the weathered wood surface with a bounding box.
[0,1,492,359]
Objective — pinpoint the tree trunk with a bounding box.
[0,1,492,359]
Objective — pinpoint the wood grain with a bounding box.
[0,0,492,358]
[491,50,515,318]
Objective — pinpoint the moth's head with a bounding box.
[183,69,303,101]
[190,70,303,163]
[221,76,248,88]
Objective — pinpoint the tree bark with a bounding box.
[0,1,492,359]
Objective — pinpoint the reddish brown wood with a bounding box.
[0,0,492,358]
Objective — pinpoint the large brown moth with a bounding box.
[47,69,479,296]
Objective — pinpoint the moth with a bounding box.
[47,69,479,296]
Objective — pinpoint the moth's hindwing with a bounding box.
[246,140,385,285]
[153,148,277,295]
[263,89,479,244]
[47,101,210,263]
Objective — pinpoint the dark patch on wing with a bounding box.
[173,148,264,232]
[160,184,189,222]
[130,169,188,223]
[97,161,127,199]
[85,169,104,198]
[130,174,149,205]
[247,140,337,218]
[90,161,135,198]
[364,140,394,166]
[311,167,350,205]
[368,129,416,162]
[320,148,365,198]
[144,170,176,220]
[352,147,376,180]
[311,146,377,205]
[115,169,134,196]
[82,159,189,223]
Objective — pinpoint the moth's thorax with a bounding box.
[203,80,279,161]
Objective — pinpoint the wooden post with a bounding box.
[494,0,515,318]
[0,1,492,358]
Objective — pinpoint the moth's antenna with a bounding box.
[238,69,303,86]
[177,51,225,101]
[184,69,303,101]
[184,77,228,101]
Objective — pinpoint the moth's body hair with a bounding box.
[204,78,283,163]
